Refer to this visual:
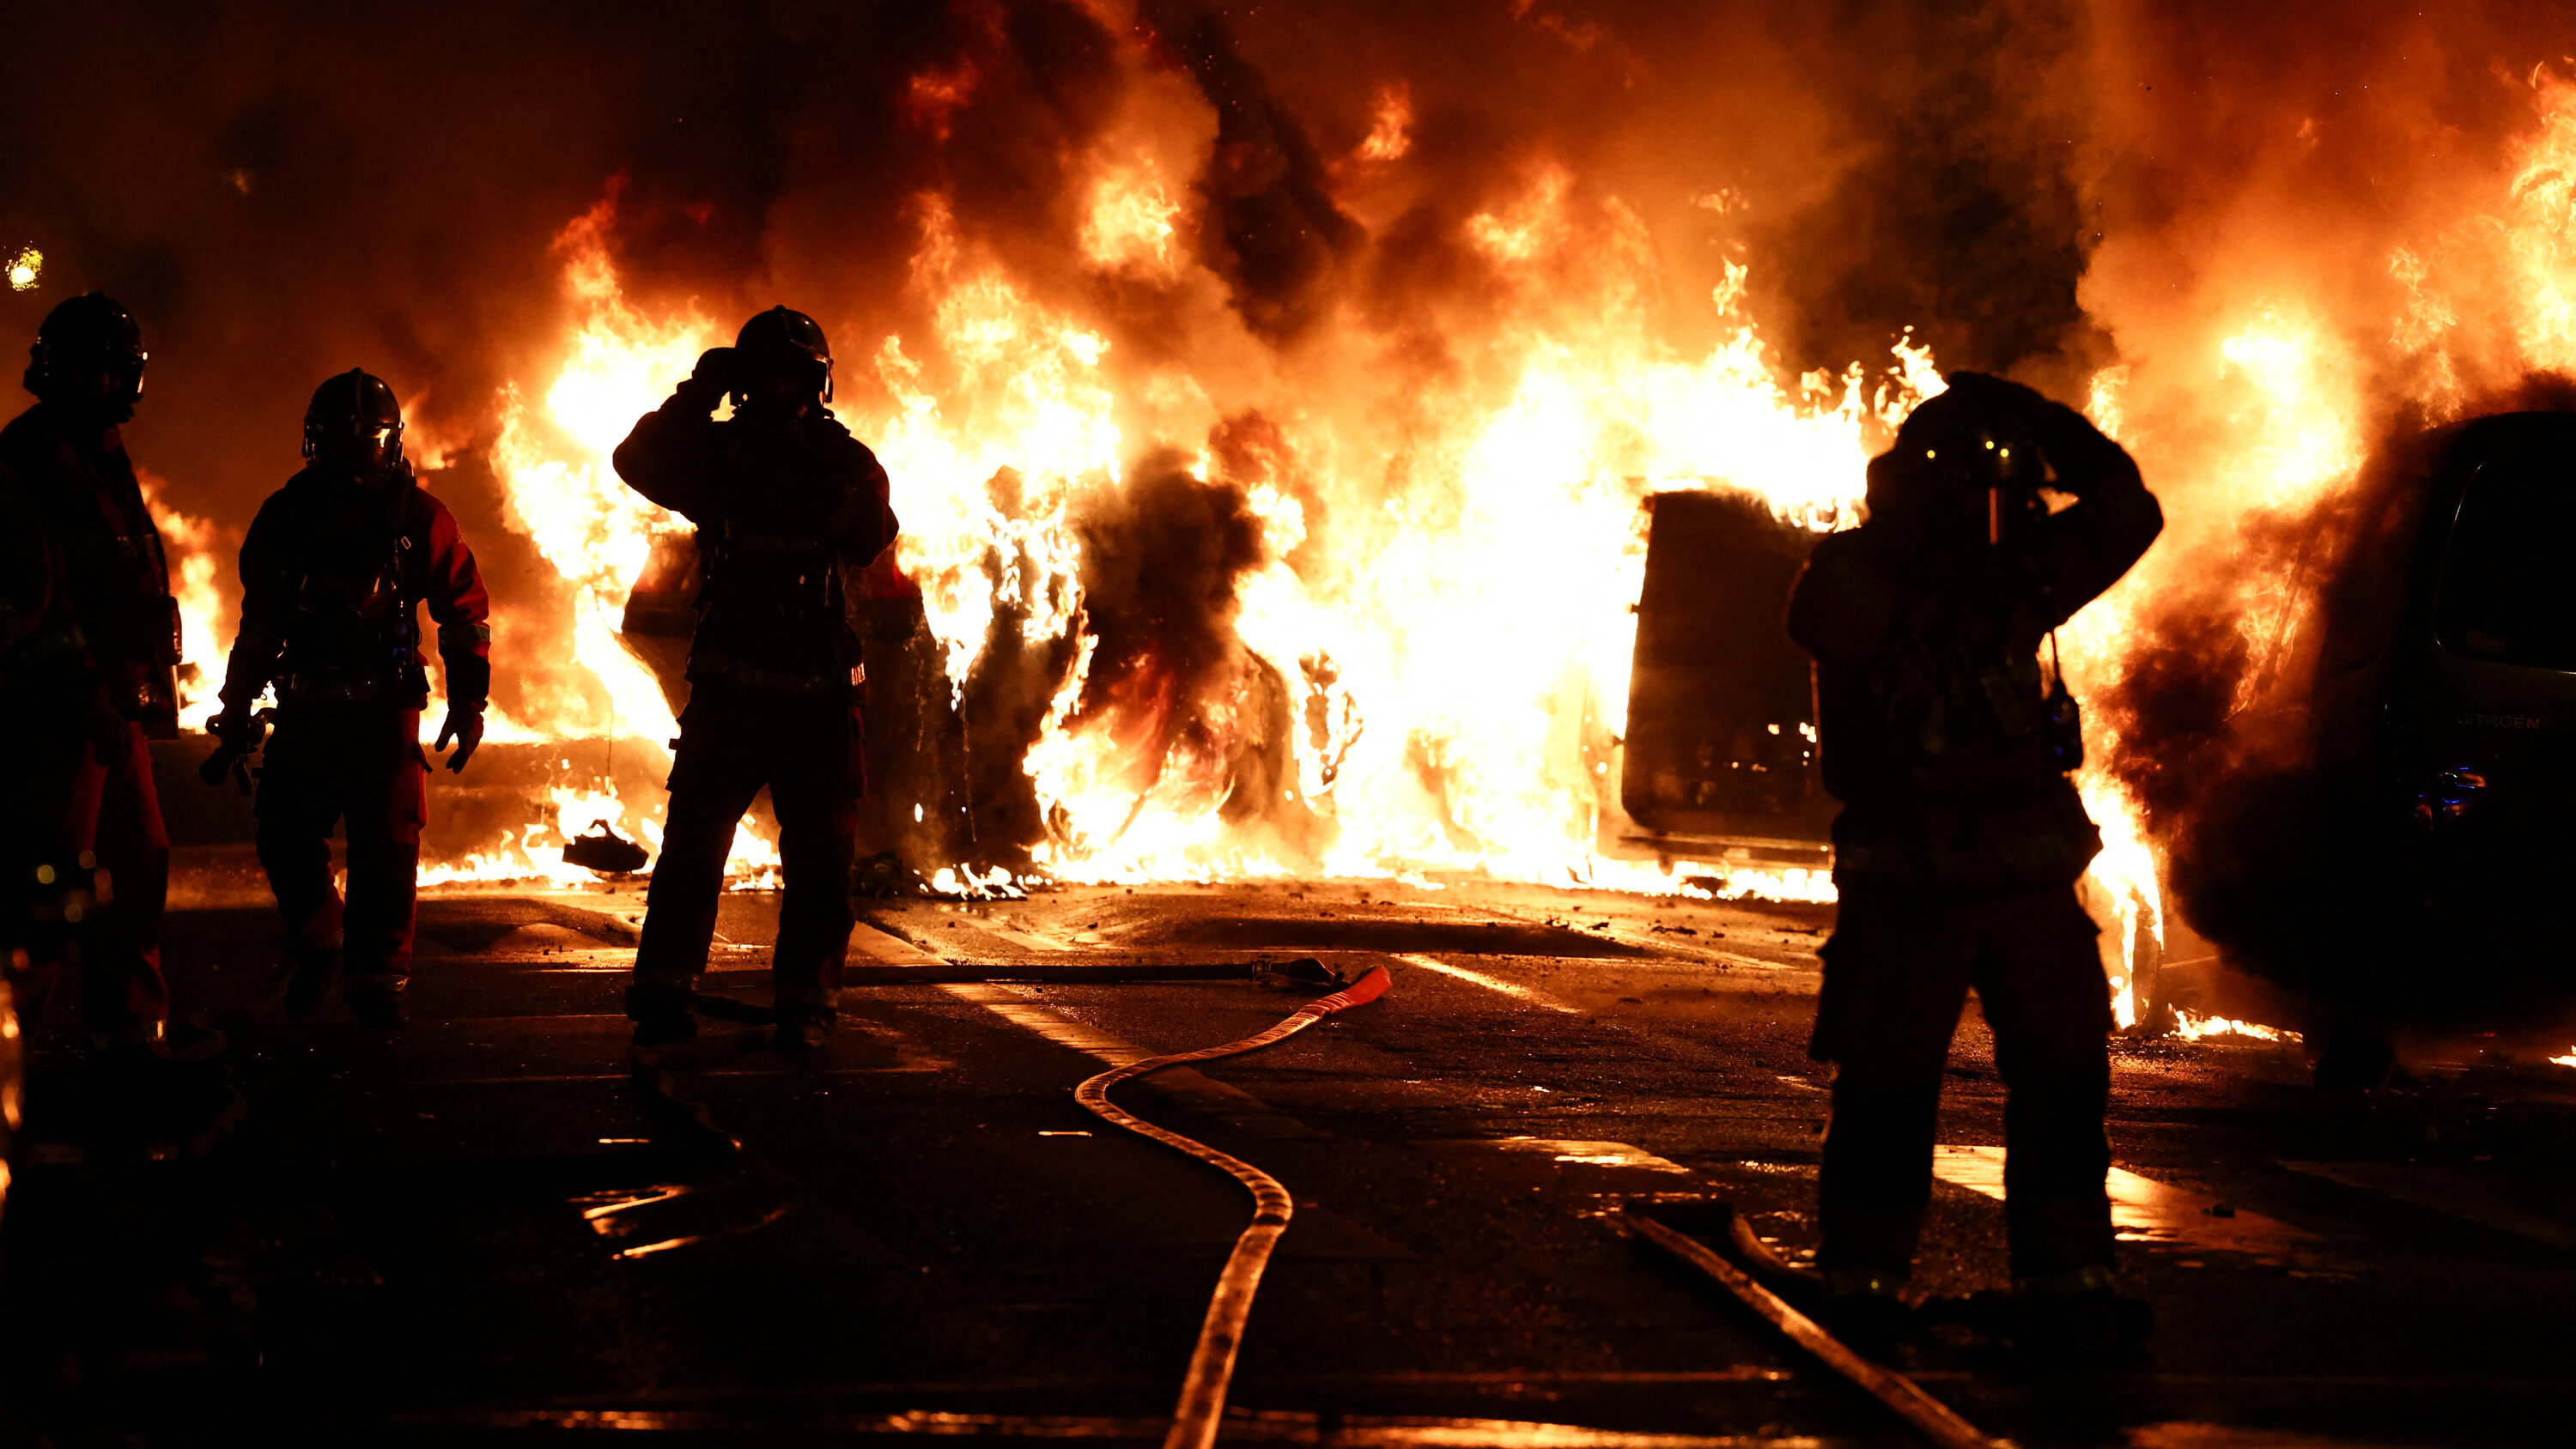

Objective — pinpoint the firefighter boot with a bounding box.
[282,943,339,1019]
[627,982,699,1048]
[1819,1269,1924,1365]
[345,978,410,1027]
[775,1015,829,1052]
[2009,1265,2154,1365]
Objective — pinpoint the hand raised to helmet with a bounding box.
[1939,370,2047,413]
[434,708,485,774]
[1957,373,2132,494]
[677,348,740,410]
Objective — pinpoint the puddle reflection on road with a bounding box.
[1932,1146,2322,1265]
[1486,1137,1696,1174]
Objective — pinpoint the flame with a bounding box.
[2211,309,2367,511]
[2056,70,2576,1029]
[2058,312,2360,1029]
[2172,1010,2300,1046]
[1356,83,1413,163]
[411,785,783,892]
[879,193,1116,703]
[212,56,2576,998]
[447,191,782,884]
[5,245,37,292]
[854,157,1941,891]
[2505,74,2576,371]
[1080,161,1183,276]
[902,58,980,143]
[458,145,1942,902]
[489,212,708,753]
[402,406,472,473]
[136,470,235,731]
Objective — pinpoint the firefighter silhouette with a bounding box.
[1787,373,2161,1358]
[212,370,490,1026]
[0,293,190,1060]
[614,307,898,1049]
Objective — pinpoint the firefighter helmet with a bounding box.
[1868,383,2047,528]
[302,368,406,477]
[733,306,834,403]
[23,291,148,408]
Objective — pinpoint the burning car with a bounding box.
[2364,411,2576,900]
[2178,409,2576,1079]
[2327,412,2576,940]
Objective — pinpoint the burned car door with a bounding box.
[1618,488,1832,867]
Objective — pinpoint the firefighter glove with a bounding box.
[435,707,485,774]
[211,705,268,755]
[442,652,493,715]
[678,347,740,410]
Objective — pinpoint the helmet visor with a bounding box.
[307,416,402,476]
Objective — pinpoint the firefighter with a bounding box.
[209,370,490,1027]
[0,292,193,1063]
[613,306,897,1050]
[1786,372,2162,1359]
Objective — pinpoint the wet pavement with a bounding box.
[6,871,2576,1446]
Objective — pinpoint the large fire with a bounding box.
[131,37,2576,1034]
[407,164,1939,902]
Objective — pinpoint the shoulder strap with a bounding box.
[378,470,426,600]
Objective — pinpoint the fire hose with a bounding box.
[1072,963,1394,1449]
[1619,1210,2002,1449]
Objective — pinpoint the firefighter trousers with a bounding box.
[1808,882,2116,1285]
[632,683,858,1027]
[0,715,171,1029]
[253,703,427,995]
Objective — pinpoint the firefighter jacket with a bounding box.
[611,397,897,694]
[0,404,181,738]
[219,462,492,714]
[1788,421,2162,897]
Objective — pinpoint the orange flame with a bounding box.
[353,62,2576,1034]
[136,470,234,732]
[451,194,781,884]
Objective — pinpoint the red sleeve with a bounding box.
[217,488,296,710]
[419,495,490,654]
[414,493,492,714]
[611,393,725,522]
[843,448,898,567]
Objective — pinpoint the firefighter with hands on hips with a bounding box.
[612,306,897,1051]
[0,292,207,1064]
[209,370,490,1027]
[1786,372,2162,1361]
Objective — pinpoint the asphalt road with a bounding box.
[8,873,2576,1447]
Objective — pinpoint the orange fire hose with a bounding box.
[1072,964,1394,1449]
